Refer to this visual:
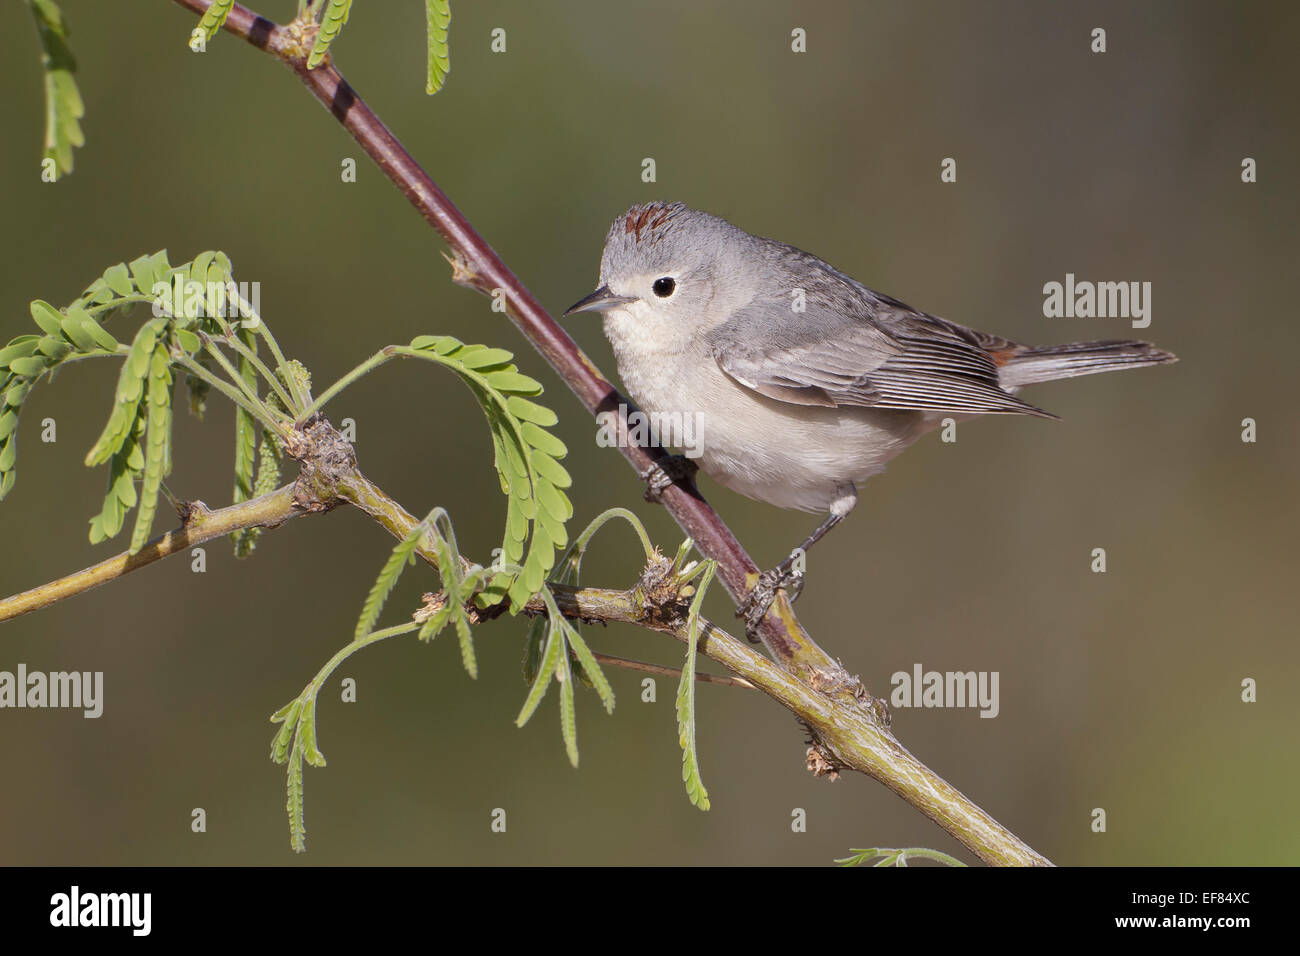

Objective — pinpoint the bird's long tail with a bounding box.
[999,339,1177,389]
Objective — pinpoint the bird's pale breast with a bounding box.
[604,307,933,512]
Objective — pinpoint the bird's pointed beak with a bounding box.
[563,286,636,316]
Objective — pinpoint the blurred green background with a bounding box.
[1,0,1296,866]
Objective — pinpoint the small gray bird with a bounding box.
[566,202,1176,627]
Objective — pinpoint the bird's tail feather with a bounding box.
[1000,339,1177,388]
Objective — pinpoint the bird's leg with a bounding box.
[639,454,699,503]
[737,513,842,637]
[738,485,857,639]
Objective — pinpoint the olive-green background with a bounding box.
[0,1,1295,865]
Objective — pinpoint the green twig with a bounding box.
[220,332,295,410]
[171,352,284,434]
[226,289,307,410]
[295,347,393,423]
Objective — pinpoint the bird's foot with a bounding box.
[737,563,805,640]
[640,454,699,503]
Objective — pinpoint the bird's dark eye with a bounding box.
[652,277,676,298]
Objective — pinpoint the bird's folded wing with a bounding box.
[705,294,1056,418]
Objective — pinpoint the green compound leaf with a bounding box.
[230,329,259,556]
[415,510,481,679]
[273,611,413,854]
[353,505,484,679]
[89,403,145,545]
[271,679,338,853]
[128,342,174,554]
[73,259,151,331]
[557,637,578,767]
[425,0,451,94]
[274,574,451,851]
[0,364,27,499]
[269,698,302,763]
[512,581,615,767]
[1,267,147,500]
[29,0,84,179]
[521,614,546,685]
[84,318,165,468]
[299,703,325,767]
[270,681,331,853]
[563,624,614,715]
[405,337,571,614]
[192,0,234,45]
[285,743,307,852]
[512,508,655,737]
[307,0,352,70]
[676,560,715,811]
[4,251,268,515]
[516,610,563,729]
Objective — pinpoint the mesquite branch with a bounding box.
[168,0,831,678]
[2,395,1046,865]
[3,0,1056,866]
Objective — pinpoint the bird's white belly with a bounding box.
[606,315,931,513]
